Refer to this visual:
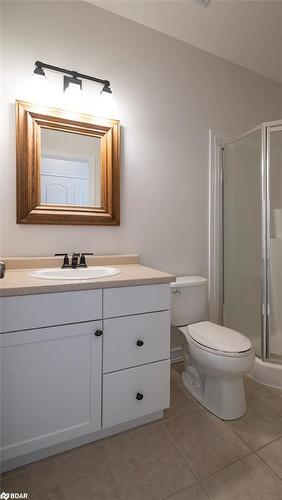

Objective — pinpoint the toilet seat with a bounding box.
[181,321,252,358]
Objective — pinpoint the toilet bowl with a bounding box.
[171,276,255,420]
[179,321,254,420]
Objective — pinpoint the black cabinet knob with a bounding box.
[136,392,144,401]
[95,330,103,337]
[136,339,144,347]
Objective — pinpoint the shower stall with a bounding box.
[218,120,282,386]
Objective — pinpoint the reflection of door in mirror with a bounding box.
[40,129,101,207]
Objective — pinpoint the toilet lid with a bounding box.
[187,321,252,353]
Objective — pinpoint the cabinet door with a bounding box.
[1,321,102,462]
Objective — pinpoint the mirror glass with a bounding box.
[40,128,101,207]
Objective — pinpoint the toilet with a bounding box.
[171,276,254,420]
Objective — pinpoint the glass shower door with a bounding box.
[268,126,282,361]
[222,130,262,356]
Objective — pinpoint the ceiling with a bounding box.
[86,0,282,84]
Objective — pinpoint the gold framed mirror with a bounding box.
[16,101,120,225]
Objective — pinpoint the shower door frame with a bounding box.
[209,120,282,364]
[264,121,282,363]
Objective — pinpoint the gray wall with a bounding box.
[1,0,281,280]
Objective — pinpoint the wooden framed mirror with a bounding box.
[16,100,120,225]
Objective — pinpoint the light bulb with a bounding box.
[32,72,46,83]
[97,87,117,117]
[64,81,82,97]
[29,68,48,102]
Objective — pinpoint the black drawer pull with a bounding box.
[136,339,144,347]
[136,392,144,401]
[94,329,103,337]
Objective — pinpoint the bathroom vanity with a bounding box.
[0,256,174,471]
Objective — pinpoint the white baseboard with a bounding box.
[170,347,183,364]
[1,411,163,473]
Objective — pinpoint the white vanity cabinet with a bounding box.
[0,290,103,465]
[0,283,171,469]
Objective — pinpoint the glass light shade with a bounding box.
[32,72,46,82]
[29,71,48,102]
[64,81,82,97]
[97,90,117,117]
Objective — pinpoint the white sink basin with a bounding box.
[30,266,121,280]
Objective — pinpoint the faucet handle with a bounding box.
[79,253,94,268]
[55,253,70,268]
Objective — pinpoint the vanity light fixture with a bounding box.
[32,60,113,96]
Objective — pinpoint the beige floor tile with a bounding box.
[1,444,120,500]
[164,369,198,419]
[164,408,250,479]
[201,453,282,500]
[165,483,209,500]
[257,437,282,478]
[245,376,282,416]
[227,397,282,450]
[1,470,36,498]
[104,422,196,500]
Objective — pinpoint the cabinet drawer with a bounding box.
[103,284,170,318]
[0,289,102,333]
[102,360,170,428]
[103,311,170,373]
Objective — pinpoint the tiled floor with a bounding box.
[1,362,282,499]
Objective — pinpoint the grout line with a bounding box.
[163,408,199,423]
[160,421,199,482]
[163,406,201,423]
[200,450,255,481]
[163,482,212,500]
[251,392,282,419]
[245,380,282,418]
[254,434,282,452]
[226,418,282,453]
[254,449,282,481]
[258,400,282,419]
[162,415,255,482]
[164,374,255,479]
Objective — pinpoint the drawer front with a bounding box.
[103,284,170,318]
[102,360,170,428]
[103,311,170,373]
[0,289,102,333]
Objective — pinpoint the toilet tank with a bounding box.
[170,276,208,326]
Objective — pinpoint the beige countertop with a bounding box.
[0,262,175,297]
